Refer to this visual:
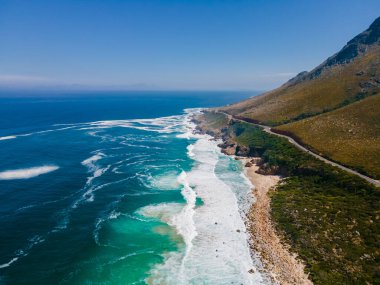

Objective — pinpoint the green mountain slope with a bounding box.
[277,93,380,179]
[219,17,380,178]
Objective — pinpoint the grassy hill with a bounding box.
[277,93,380,179]
[197,112,380,284]
[219,17,380,178]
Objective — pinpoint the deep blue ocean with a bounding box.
[0,91,270,285]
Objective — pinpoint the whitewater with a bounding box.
[138,110,269,284]
[0,106,270,284]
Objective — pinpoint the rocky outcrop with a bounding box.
[256,164,280,176]
[291,16,380,83]
[221,145,237,156]
[236,145,250,156]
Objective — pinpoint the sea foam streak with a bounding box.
[0,126,77,141]
[0,257,18,269]
[0,135,17,141]
[0,166,59,180]
[0,112,193,143]
[172,171,197,275]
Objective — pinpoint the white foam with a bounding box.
[74,167,111,206]
[138,171,197,247]
[109,211,122,220]
[0,165,59,180]
[186,144,195,157]
[138,202,184,225]
[147,171,182,191]
[148,111,268,285]
[0,234,47,269]
[172,171,197,278]
[174,172,197,247]
[0,110,198,144]
[93,210,124,246]
[82,114,187,134]
[0,135,16,141]
[0,126,77,142]
[0,257,18,269]
[81,153,104,169]
[81,152,108,186]
[176,108,205,140]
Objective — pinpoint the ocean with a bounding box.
[0,91,270,285]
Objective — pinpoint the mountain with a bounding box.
[219,17,380,179]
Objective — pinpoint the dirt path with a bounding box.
[220,111,380,187]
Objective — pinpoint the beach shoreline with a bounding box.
[193,111,312,284]
[238,157,312,285]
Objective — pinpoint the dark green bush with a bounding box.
[230,121,380,284]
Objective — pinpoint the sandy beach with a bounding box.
[241,158,312,285]
[194,113,313,284]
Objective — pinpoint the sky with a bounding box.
[0,0,379,91]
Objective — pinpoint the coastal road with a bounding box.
[218,111,380,188]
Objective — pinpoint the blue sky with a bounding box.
[0,0,379,90]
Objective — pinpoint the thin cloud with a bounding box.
[0,74,163,91]
[0,74,51,84]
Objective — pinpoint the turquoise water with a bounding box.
[0,92,269,284]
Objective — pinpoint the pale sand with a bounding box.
[241,158,312,285]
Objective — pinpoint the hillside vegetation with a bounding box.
[219,17,380,178]
[221,45,380,126]
[199,112,380,284]
[277,93,380,179]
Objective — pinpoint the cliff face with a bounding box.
[220,16,380,125]
[219,16,380,178]
[305,16,380,81]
